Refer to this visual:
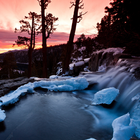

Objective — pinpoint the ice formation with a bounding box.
[0,109,6,122]
[111,113,135,140]
[91,87,119,105]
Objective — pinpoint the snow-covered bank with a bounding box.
[0,77,89,107]
[0,77,34,97]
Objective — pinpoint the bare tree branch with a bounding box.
[70,1,75,8]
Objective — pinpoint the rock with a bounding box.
[134,67,140,79]
[0,77,35,97]
[89,51,103,71]
[130,138,138,140]
[89,48,124,71]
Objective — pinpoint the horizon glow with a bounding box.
[0,0,111,53]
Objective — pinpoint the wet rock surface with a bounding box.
[89,48,124,71]
[117,58,140,79]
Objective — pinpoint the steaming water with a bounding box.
[1,64,140,140]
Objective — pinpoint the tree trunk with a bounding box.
[28,13,34,78]
[64,0,80,72]
[41,0,47,78]
[28,47,32,78]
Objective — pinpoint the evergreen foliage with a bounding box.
[96,0,140,55]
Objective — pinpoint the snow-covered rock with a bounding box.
[49,75,59,79]
[111,113,135,140]
[92,87,119,105]
[0,77,34,97]
[0,109,6,122]
[89,47,124,71]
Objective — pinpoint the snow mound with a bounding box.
[0,109,6,122]
[92,87,119,105]
[111,113,135,140]
[130,101,140,138]
[34,77,89,92]
[0,77,89,107]
[49,75,59,79]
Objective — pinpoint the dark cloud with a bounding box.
[0,29,93,48]
[0,29,28,43]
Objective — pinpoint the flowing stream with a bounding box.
[0,62,140,140]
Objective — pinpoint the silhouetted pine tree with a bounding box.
[96,0,140,55]
[14,12,41,77]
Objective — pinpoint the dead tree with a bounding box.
[14,12,41,77]
[45,13,58,40]
[63,0,87,73]
[38,0,58,77]
[37,0,51,78]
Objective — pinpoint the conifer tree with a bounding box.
[14,12,41,77]
[96,0,140,55]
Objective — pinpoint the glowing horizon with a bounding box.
[0,0,111,53]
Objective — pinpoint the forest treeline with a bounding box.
[96,0,140,56]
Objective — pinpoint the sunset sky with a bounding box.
[0,0,111,53]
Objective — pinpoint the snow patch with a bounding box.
[95,48,124,56]
[84,58,90,63]
[0,109,6,122]
[86,138,96,140]
[49,75,59,79]
[92,87,119,105]
[111,113,135,140]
